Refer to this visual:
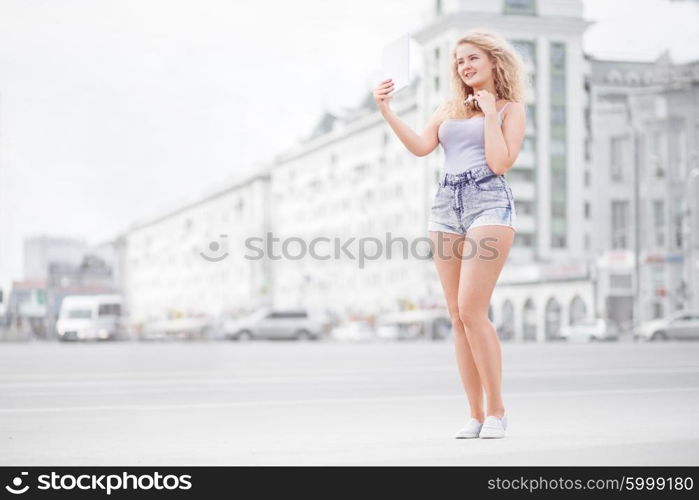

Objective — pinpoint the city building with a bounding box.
[270,0,596,341]
[269,77,438,317]
[122,172,272,324]
[5,236,122,339]
[588,52,699,325]
[117,0,699,342]
[23,235,87,281]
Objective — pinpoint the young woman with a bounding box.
[373,30,526,439]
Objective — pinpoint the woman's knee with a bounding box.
[457,306,488,332]
[450,307,476,339]
[448,306,462,331]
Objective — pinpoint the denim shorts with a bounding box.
[427,165,517,234]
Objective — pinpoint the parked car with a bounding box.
[329,321,376,342]
[223,308,322,341]
[136,316,216,341]
[376,323,402,341]
[559,318,619,342]
[634,311,699,341]
[56,294,124,341]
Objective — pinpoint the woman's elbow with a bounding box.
[410,147,428,157]
[492,160,514,176]
[414,143,436,157]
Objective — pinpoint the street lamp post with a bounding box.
[633,127,641,328]
[684,162,699,312]
[624,88,646,331]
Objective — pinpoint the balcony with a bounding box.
[509,180,536,200]
[516,149,535,166]
[513,213,536,234]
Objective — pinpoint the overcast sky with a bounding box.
[1,0,699,294]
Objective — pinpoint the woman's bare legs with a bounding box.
[429,230,485,421]
[457,225,514,419]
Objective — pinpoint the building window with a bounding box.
[514,232,534,247]
[551,138,566,156]
[584,137,591,162]
[551,169,566,189]
[522,137,535,153]
[517,199,534,214]
[551,75,566,102]
[545,298,562,340]
[511,40,536,67]
[668,124,687,180]
[550,41,566,250]
[526,104,536,129]
[652,264,664,288]
[508,169,534,183]
[611,200,629,249]
[652,302,664,319]
[610,273,632,290]
[504,0,537,16]
[523,298,537,341]
[550,43,566,72]
[610,136,625,181]
[650,132,666,178]
[569,296,587,325]
[674,197,683,250]
[653,200,665,247]
[434,75,440,92]
[584,201,590,219]
[551,106,565,126]
[552,200,566,217]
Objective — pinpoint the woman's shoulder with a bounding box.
[436,100,454,115]
[437,99,474,120]
[500,100,523,112]
[431,100,455,124]
[499,100,524,120]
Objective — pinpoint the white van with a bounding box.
[56,294,124,341]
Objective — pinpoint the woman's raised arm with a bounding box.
[373,79,447,157]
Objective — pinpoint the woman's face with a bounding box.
[455,43,494,89]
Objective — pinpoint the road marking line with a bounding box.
[1,386,698,414]
[1,365,698,385]
[0,375,369,389]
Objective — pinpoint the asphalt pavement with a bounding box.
[1,339,698,465]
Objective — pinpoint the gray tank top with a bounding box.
[438,102,511,175]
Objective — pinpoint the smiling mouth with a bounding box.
[464,72,476,79]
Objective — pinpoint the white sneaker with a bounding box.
[454,418,483,439]
[478,414,507,439]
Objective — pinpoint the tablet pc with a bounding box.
[380,33,411,93]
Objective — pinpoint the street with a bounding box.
[1,339,698,465]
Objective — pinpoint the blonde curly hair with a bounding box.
[444,29,528,119]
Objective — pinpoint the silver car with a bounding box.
[635,311,699,341]
[223,308,322,341]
